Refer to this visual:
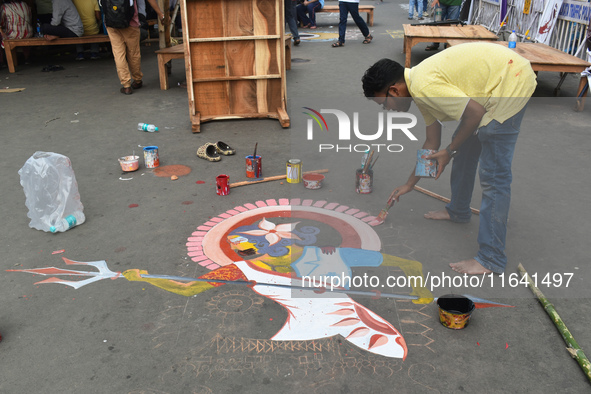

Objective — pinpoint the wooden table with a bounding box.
[447,40,591,73]
[447,40,591,96]
[403,24,499,67]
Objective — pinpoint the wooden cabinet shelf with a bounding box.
[180,0,289,132]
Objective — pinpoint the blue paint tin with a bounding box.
[143,146,160,168]
[415,149,437,178]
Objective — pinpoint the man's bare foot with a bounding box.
[424,209,450,220]
[450,259,492,275]
[44,34,58,41]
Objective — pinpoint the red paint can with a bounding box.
[246,155,262,178]
[355,168,373,194]
[216,174,230,196]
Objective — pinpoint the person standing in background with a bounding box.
[285,0,299,45]
[331,0,372,47]
[408,0,423,20]
[101,0,165,94]
[425,0,461,50]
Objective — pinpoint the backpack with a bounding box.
[101,0,134,29]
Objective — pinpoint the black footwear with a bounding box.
[131,80,143,89]
[294,39,300,46]
[215,141,236,155]
[120,87,133,95]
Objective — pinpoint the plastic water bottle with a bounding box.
[361,150,370,168]
[434,6,442,22]
[508,30,517,48]
[50,211,86,233]
[138,123,158,132]
[36,21,42,37]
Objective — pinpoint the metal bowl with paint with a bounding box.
[303,173,325,190]
[119,155,140,172]
[437,294,475,330]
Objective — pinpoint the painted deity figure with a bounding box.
[123,217,433,359]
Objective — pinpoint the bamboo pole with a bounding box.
[414,185,480,215]
[229,169,329,188]
[517,263,591,383]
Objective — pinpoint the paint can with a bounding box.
[355,168,373,194]
[436,294,475,330]
[118,155,139,172]
[303,173,325,190]
[245,155,262,178]
[143,146,160,169]
[216,174,230,196]
[415,149,437,178]
[286,159,302,183]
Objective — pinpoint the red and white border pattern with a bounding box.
[186,198,380,270]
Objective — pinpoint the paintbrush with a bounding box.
[362,150,374,174]
[369,194,396,226]
[369,154,379,171]
[253,142,258,158]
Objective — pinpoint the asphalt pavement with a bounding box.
[2,1,591,392]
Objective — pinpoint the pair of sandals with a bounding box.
[331,34,373,48]
[196,141,236,162]
[425,43,450,51]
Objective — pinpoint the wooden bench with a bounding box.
[155,35,293,91]
[2,34,111,73]
[317,5,375,26]
[155,44,184,90]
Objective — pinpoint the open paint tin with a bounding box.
[246,155,262,178]
[437,294,475,330]
[118,155,139,172]
[303,173,325,190]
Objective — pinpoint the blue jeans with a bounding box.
[338,1,369,43]
[408,0,423,18]
[445,106,527,273]
[297,2,322,27]
[285,0,299,40]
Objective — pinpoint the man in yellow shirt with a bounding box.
[72,0,101,59]
[362,42,537,275]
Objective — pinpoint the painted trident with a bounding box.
[7,257,122,289]
[8,257,513,309]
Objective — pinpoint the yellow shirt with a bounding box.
[404,42,537,127]
[72,0,100,36]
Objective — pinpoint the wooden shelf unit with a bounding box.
[180,0,289,132]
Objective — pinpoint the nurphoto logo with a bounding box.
[303,107,419,153]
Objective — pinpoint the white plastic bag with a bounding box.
[18,152,85,232]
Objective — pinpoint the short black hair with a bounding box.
[362,58,405,98]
